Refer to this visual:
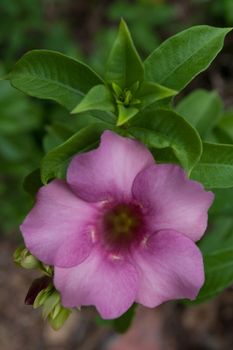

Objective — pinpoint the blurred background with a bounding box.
[1,0,233,349]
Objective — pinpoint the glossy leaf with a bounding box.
[176,89,223,138]
[210,188,233,215]
[41,123,112,184]
[105,19,144,88]
[8,50,103,110]
[193,248,233,303]
[216,110,233,143]
[191,142,233,188]
[199,215,233,254]
[185,216,233,304]
[145,26,232,91]
[128,109,202,173]
[72,84,115,114]
[117,104,139,126]
[136,81,177,109]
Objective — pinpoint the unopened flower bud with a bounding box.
[48,306,72,331]
[13,246,40,269]
[41,290,60,319]
[25,276,52,305]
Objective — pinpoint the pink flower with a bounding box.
[21,131,214,319]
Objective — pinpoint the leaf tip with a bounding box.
[119,18,130,35]
[70,105,79,114]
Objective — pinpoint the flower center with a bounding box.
[103,203,143,246]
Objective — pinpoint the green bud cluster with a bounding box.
[112,81,141,126]
[13,246,40,269]
[13,245,71,330]
[33,284,71,330]
[13,245,53,275]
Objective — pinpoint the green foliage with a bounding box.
[89,0,176,73]
[105,19,144,89]
[4,12,233,330]
[95,304,136,333]
[192,213,233,303]
[136,81,177,110]
[210,0,233,26]
[128,109,202,173]
[0,79,42,232]
[72,84,115,114]
[8,50,103,110]
[113,304,137,333]
[201,214,233,253]
[188,247,233,304]
[176,89,223,139]
[41,123,113,184]
[33,282,72,330]
[191,142,233,188]
[0,0,79,75]
[144,26,232,91]
[23,168,42,197]
[215,109,233,142]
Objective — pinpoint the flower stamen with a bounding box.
[103,203,143,247]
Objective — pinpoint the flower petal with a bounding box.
[67,130,154,202]
[133,230,204,307]
[54,248,138,319]
[20,180,97,267]
[133,164,214,241]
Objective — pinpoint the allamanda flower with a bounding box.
[21,131,214,319]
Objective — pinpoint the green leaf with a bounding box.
[199,215,233,254]
[71,84,115,114]
[210,188,233,216]
[117,104,139,126]
[128,109,202,173]
[216,110,233,143]
[193,248,233,303]
[23,168,42,196]
[191,142,233,188]
[95,315,113,327]
[105,19,144,88]
[144,26,232,91]
[184,214,233,304]
[145,97,173,112]
[113,304,137,333]
[136,81,177,109]
[8,50,103,110]
[176,89,223,138]
[43,122,74,153]
[76,110,117,126]
[43,113,116,153]
[95,304,137,334]
[41,123,112,184]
